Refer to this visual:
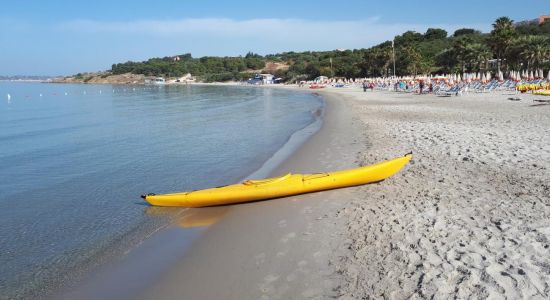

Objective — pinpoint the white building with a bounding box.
[259,74,275,84]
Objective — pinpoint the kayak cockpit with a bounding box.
[243,173,292,186]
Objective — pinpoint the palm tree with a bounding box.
[452,36,473,72]
[521,36,550,69]
[489,17,517,72]
[468,43,492,71]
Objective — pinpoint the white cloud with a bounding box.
[56,17,491,55]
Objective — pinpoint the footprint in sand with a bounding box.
[259,274,280,294]
[254,253,266,266]
[276,251,287,257]
[280,232,296,243]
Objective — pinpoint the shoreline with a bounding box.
[137,88,363,300]
[49,86,330,300]
[135,87,550,299]
[49,86,549,299]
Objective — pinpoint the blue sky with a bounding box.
[0,0,545,75]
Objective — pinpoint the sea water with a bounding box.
[0,82,322,298]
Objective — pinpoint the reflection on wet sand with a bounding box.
[145,206,229,228]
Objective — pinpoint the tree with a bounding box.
[435,49,458,73]
[394,31,424,46]
[520,36,550,69]
[453,28,480,37]
[402,45,423,76]
[304,62,321,79]
[424,28,448,40]
[452,36,474,72]
[372,47,393,76]
[468,43,492,71]
[489,17,517,72]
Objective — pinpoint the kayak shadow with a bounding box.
[145,206,229,228]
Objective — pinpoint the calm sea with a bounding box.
[0,82,322,298]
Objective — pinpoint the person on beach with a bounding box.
[429,82,433,93]
[419,80,424,94]
[362,81,368,92]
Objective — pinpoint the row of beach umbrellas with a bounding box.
[327,69,550,84]
[509,69,550,81]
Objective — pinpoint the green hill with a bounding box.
[109,17,550,82]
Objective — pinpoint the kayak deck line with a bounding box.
[142,153,412,208]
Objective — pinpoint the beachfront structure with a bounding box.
[248,74,275,85]
[260,74,274,84]
[539,14,550,24]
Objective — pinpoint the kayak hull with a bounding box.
[533,90,550,96]
[143,154,412,207]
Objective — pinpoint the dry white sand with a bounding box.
[139,87,550,299]
[322,88,550,299]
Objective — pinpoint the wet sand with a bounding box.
[138,89,363,299]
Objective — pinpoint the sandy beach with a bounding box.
[58,86,550,299]
[326,88,550,299]
[144,86,549,299]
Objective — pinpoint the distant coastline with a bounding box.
[48,72,146,85]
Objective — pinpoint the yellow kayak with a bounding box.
[533,90,550,96]
[142,153,412,207]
